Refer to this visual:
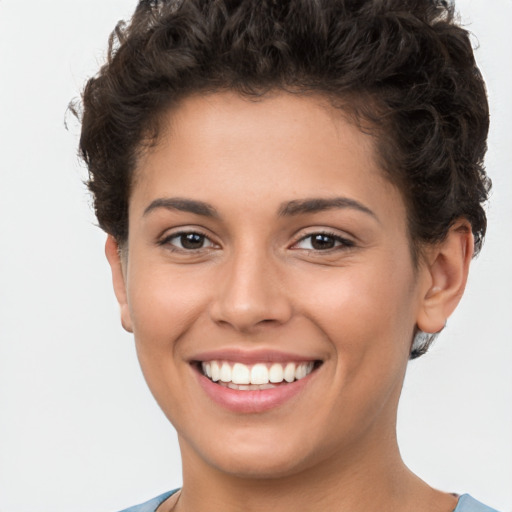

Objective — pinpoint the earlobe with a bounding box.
[105,235,133,333]
[416,220,474,334]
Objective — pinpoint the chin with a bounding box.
[181,424,325,480]
[208,450,312,480]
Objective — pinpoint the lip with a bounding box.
[193,359,320,414]
[190,348,319,365]
[196,371,317,413]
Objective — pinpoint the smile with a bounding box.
[200,360,316,390]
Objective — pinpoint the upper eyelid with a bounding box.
[291,229,354,244]
[293,235,353,248]
[159,225,215,240]
[159,228,218,248]
[157,227,354,248]
[297,231,349,240]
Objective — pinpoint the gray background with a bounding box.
[0,1,510,511]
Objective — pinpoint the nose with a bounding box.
[209,247,293,333]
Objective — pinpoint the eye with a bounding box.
[293,232,354,251]
[162,231,216,251]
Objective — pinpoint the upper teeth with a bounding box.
[201,361,314,385]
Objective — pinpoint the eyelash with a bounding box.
[159,230,354,253]
[159,231,216,251]
[292,231,355,252]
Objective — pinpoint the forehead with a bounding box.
[132,91,405,226]
[160,91,377,166]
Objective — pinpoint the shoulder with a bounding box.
[115,490,179,512]
[454,495,501,512]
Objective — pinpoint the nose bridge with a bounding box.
[210,241,292,331]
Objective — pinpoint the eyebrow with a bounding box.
[143,197,219,218]
[278,197,377,219]
[143,196,377,221]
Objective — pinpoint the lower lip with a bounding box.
[196,368,317,413]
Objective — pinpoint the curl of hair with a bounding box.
[77,0,490,355]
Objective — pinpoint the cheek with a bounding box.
[126,263,212,352]
[125,265,213,422]
[297,267,415,444]
[301,260,415,329]
[293,258,417,374]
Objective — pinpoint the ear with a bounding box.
[416,219,474,334]
[105,235,133,333]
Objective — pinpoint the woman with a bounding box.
[77,0,499,511]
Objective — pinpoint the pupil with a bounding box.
[312,234,335,250]
[181,233,204,249]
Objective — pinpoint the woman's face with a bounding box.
[112,92,433,479]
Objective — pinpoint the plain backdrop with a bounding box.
[0,1,511,511]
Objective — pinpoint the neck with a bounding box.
[173,427,450,512]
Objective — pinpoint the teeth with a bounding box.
[201,360,316,387]
[232,363,250,384]
[269,363,284,383]
[295,362,313,380]
[251,364,269,385]
[211,361,220,382]
[225,382,276,390]
[220,362,232,382]
[284,362,295,383]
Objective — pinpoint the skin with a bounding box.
[106,91,473,512]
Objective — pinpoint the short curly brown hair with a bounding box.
[78,0,490,271]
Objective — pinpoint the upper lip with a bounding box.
[189,348,322,365]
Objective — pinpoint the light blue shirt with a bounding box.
[117,490,177,512]
[117,490,500,512]
[455,494,501,512]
